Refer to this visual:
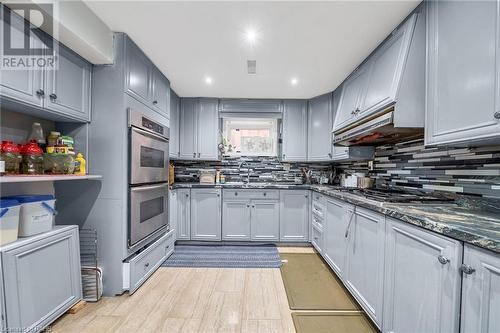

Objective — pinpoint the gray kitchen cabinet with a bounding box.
[251,200,280,241]
[384,218,462,333]
[282,100,308,162]
[360,14,417,117]
[197,98,219,160]
[426,0,500,145]
[151,67,170,118]
[461,245,500,333]
[345,207,385,327]
[179,98,198,159]
[44,41,91,121]
[179,98,219,160]
[311,223,324,254]
[169,189,177,239]
[190,188,221,241]
[334,63,370,132]
[176,189,191,240]
[280,190,309,241]
[124,36,152,106]
[169,90,180,158]
[1,226,82,332]
[324,198,352,278]
[0,9,44,107]
[307,94,333,161]
[222,200,251,241]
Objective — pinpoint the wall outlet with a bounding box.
[368,160,374,171]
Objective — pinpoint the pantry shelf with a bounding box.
[0,175,102,183]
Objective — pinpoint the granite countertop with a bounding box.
[171,182,500,254]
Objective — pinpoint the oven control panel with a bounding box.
[142,117,164,136]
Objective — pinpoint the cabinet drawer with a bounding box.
[223,189,279,200]
[123,229,173,294]
[311,224,324,254]
[312,213,324,228]
[312,202,325,219]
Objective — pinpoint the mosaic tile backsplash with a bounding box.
[173,157,334,184]
[174,139,500,198]
[337,139,500,199]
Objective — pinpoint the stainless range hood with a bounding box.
[333,108,423,146]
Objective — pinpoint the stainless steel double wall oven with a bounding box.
[128,109,169,248]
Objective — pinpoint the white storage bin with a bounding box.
[0,199,21,246]
[5,195,57,237]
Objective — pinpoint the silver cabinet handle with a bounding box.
[234,192,238,196]
[438,255,450,265]
[198,153,201,158]
[282,154,286,159]
[193,153,196,158]
[153,100,158,105]
[145,262,150,268]
[246,204,250,208]
[460,264,476,275]
[185,194,189,197]
[49,93,57,100]
[36,89,45,97]
[345,209,355,238]
[495,111,500,119]
[263,192,267,196]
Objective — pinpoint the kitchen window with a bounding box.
[222,118,278,156]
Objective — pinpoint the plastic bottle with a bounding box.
[28,122,46,149]
[74,153,86,175]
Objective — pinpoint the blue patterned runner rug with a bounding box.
[161,245,282,268]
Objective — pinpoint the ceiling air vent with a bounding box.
[247,60,256,74]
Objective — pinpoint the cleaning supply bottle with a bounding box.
[74,153,86,175]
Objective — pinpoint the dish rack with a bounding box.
[79,229,102,302]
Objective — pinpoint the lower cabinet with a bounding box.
[169,189,177,239]
[311,223,324,254]
[461,244,500,332]
[190,188,222,241]
[222,200,251,241]
[1,226,82,332]
[251,200,280,241]
[176,189,191,240]
[383,218,462,333]
[324,197,353,278]
[279,190,310,241]
[344,207,385,327]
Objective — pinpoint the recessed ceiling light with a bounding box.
[205,76,213,85]
[290,78,298,86]
[245,29,257,44]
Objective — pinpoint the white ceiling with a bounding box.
[84,1,420,99]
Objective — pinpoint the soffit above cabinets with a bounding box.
[84,1,420,99]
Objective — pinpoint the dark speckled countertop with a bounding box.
[171,183,500,254]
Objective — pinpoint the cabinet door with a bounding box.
[345,208,385,326]
[384,218,462,333]
[176,189,191,240]
[0,10,44,107]
[282,100,308,161]
[334,65,370,131]
[222,200,250,241]
[179,98,198,159]
[461,245,500,333]
[2,228,81,331]
[169,189,177,239]
[190,189,221,241]
[151,68,169,117]
[197,98,219,160]
[251,200,280,241]
[426,0,500,145]
[125,36,152,105]
[361,15,416,116]
[279,190,309,241]
[169,90,180,158]
[307,94,332,161]
[45,42,91,121]
[324,198,351,278]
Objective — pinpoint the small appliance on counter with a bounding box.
[199,169,216,184]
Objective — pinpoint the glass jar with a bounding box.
[1,141,22,175]
[21,140,44,175]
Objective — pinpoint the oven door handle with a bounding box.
[131,126,169,143]
[130,183,169,192]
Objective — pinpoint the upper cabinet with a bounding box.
[0,8,91,122]
[282,100,308,162]
[124,36,170,118]
[307,93,333,161]
[426,1,500,145]
[219,99,282,115]
[333,9,425,133]
[179,98,219,160]
[169,89,180,158]
[44,42,91,121]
